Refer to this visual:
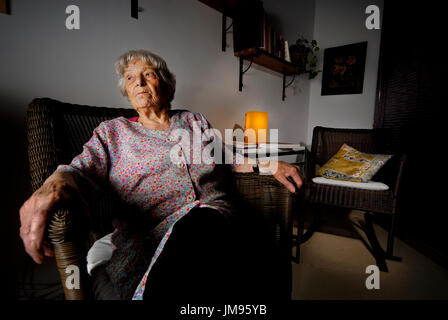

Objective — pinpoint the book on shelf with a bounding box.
[272,31,277,55]
[284,40,291,62]
[232,0,264,52]
[260,10,265,50]
[260,11,270,52]
[266,20,271,53]
[275,34,282,58]
[268,28,271,53]
[232,1,292,63]
[280,36,285,59]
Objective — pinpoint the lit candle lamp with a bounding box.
[245,111,268,144]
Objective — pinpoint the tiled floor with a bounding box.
[291,212,448,300]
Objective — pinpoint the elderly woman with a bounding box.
[19,49,302,300]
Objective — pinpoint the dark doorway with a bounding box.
[374,1,446,267]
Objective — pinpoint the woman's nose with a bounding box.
[136,74,146,86]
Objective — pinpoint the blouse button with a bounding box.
[177,162,184,169]
[186,194,194,202]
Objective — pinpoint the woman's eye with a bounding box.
[146,72,155,78]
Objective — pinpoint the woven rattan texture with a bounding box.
[233,173,294,246]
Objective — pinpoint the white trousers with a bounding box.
[86,233,115,275]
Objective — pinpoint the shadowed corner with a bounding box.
[0,99,31,299]
[0,95,64,300]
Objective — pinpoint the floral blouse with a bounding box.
[56,109,240,299]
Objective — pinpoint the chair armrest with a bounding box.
[231,172,294,298]
[47,205,91,300]
[232,172,296,250]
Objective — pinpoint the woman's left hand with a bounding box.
[260,161,303,193]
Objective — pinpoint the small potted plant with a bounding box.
[289,36,321,79]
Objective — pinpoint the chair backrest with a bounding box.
[309,126,398,186]
[27,97,138,236]
[311,126,393,166]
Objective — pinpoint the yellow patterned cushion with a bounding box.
[316,144,392,182]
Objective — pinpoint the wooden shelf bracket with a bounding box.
[221,14,233,52]
[239,54,296,101]
[198,1,298,101]
[239,56,254,91]
[235,48,297,100]
[282,73,296,101]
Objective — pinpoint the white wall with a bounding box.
[263,0,315,158]
[307,0,383,144]
[0,0,315,149]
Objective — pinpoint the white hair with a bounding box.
[115,49,176,106]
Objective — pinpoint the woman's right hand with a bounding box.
[19,172,79,264]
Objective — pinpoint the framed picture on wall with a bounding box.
[321,41,368,95]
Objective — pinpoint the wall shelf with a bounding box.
[234,47,296,75]
[235,47,297,101]
[198,0,298,100]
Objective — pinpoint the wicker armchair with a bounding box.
[294,126,406,271]
[26,98,295,300]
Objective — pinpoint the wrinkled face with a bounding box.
[124,58,163,111]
